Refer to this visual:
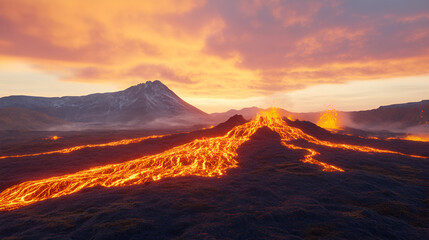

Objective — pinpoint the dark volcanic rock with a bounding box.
[0,117,428,239]
[284,118,332,140]
[213,114,247,131]
[249,126,281,141]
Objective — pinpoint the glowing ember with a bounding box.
[45,136,61,141]
[0,108,426,211]
[317,109,341,130]
[419,110,427,125]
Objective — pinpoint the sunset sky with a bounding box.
[0,0,428,113]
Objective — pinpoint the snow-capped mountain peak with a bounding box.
[0,80,207,123]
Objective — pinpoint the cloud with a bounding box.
[126,64,194,83]
[204,1,429,77]
[71,64,194,84]
[0,0,428,99]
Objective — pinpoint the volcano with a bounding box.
[0,109,428,239]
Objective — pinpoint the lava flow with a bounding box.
[0,108,426,211]
[317,109,341,130]
[402,134,429,142]
[0,134,167,160]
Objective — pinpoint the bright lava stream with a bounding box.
[0,109,426,211]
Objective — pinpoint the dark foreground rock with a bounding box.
[0,127,428,239]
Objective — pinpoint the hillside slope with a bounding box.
[0,108,66,131]
[349,100,429,129]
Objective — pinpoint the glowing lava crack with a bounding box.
[0,109,426,211]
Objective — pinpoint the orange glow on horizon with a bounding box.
[402,134,429,142]
[0,108,427,211]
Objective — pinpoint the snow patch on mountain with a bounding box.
[0,80,207,125]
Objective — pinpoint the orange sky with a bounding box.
[0,0,428,112]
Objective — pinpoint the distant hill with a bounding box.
[1,80,427,132]
[0,81,207,124]
[0,108,66,131]
[211,107,294,122]
[348,100,429,130]
[211,100,429,131]
[210,107,263,122]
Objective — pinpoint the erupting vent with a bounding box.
[0,108,426,211]
[317,109,341,130]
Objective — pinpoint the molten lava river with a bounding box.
[0,109,426,211]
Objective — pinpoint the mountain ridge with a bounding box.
[210,100,429,131]
[1,80,427,131]
[0,80,207,125]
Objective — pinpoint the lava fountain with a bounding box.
[317,109,341,130]
[0,108,426,211]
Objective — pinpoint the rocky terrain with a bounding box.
[0,116,427,239]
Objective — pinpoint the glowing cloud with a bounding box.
[0,0,428,101]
